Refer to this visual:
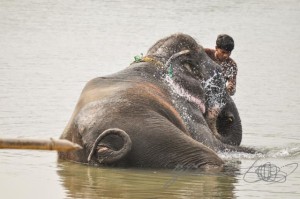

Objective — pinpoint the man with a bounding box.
[205,34,237,96]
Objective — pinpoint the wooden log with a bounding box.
[0,138,82,152]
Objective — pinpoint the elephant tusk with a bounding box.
[165,49,190,69]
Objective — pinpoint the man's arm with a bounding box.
[226,61,237,96]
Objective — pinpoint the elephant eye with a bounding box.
[183,60,202,78]
[227,116,234,123]
[184,63,193,73]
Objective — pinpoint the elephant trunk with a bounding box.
[87,128,132,164]
[205,99,243,146]
[217,117,242,146]
[216,100,242,146]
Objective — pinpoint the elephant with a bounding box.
[59,33,253,170]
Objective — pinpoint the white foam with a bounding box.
[218,145,300,161]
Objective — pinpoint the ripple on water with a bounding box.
[219,144,300,162]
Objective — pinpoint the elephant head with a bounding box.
[146,34,244,149]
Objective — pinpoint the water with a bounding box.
[0,0,300,198]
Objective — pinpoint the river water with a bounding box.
[0,0,299,198]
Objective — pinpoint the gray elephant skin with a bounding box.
[59,33,253,170]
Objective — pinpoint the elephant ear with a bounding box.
[87,128,132,165]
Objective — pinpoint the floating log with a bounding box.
[0,138,82,152]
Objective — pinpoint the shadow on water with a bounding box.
[57,160,240,199]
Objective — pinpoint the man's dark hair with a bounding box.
[216,34,234,52]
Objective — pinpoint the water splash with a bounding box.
[219,145,300,161]
[201,70,227,109]
[165,76,205,114]
[219,151,265,161]
[264,146,300,158]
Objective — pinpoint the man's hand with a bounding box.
[226,81,235,96]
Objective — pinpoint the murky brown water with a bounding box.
[1,0,300,198]
[57,160,239,199]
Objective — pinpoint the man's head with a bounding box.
[215,34,234,61]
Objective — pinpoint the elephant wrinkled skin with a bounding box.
[59,33,253,170]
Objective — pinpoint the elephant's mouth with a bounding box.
[165,76,206,113]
